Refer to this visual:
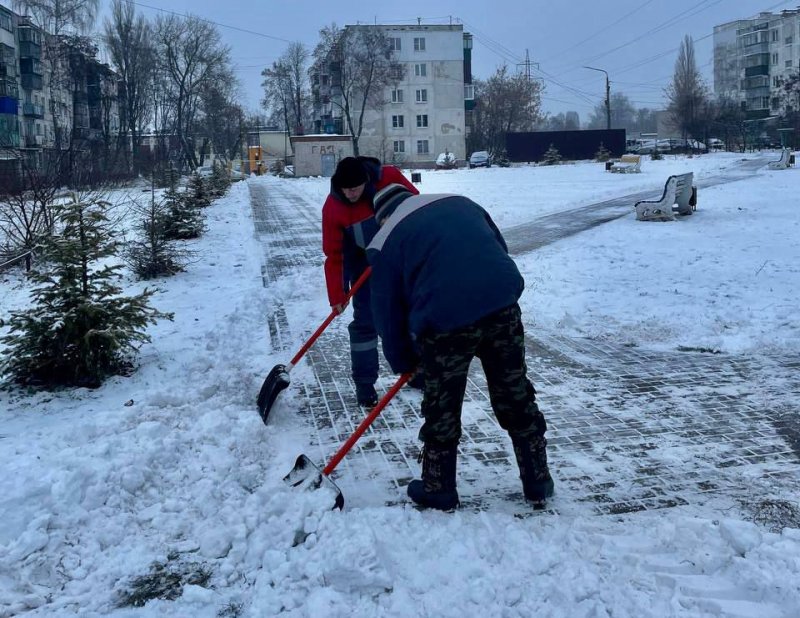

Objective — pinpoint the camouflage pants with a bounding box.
[417,303,548,446]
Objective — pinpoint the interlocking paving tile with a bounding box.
[250,163,800,517]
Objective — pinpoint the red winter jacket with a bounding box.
[322,158,418,307]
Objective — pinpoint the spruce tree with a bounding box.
[186,173,211,209]
[126,189,190,279]
[209,162,231,198]
[542,144,562,166]
[162,179,205,240]
[595,142,611,162]
[0,194,173,388]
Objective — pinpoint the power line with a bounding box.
[537,0,659,65]
[122,0,295,45]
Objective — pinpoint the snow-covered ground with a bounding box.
[1,153,799,617]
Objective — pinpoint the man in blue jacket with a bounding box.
[366,183,554,511]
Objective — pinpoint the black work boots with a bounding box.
[511,434,555,509]
[406,442,460,511]
[355,382,378,407]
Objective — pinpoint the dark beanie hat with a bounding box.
[332,157,368,189]
[373,183,413,224]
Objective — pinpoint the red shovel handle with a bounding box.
[322,372,414,476]
[288,267,372,367]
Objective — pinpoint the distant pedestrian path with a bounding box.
[248,157,800,523]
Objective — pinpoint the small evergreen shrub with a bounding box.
[0,194,173,388]
[595,142,611,162]
[186,173,211,209]
[162,181,205,240]
[126,191,191,280]
[541,144,562,166]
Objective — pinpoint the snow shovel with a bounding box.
[283,372,414,510]
[257,267,372,424]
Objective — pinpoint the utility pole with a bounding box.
[583,66,611,129]
[517,49,538,81]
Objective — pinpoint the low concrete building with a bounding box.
[290,134,353,177]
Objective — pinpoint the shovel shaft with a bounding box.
[322,372,413,476]
[288,267,372,368]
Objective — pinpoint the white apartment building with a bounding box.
[312,23,473,168]
[714,9,800,119]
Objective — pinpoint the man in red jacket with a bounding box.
[322,156,418,406]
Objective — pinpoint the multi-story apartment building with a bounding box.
[714,9,800,119]
[311,23,473,167]
[0,4,119,186]
[1,5,20,152]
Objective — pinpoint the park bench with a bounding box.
[609,154,642,173]
[634,172,696,221]
[767,148,792,170]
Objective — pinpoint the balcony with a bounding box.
[744,65,769,77]
[23,102,44,118]
[21,74,43,91]
[18,40,41,60]
[23,134,43,148]
[0,78,18,99]
[743,42,769,55]
[0,62,17,79]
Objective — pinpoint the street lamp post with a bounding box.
[583,66,611,130]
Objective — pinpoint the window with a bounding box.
[786,36,793,44]
[392,115,404,128]
[464,84,474,100]
[415,89,428,103]
[390,64,403,80]
[772,29,779,42]
[416,139,429,154]
[393,140,405,153]
[414,37,426,51]
[772,52,779,65]
[416,114,428,128]
[389,37,401,51]
[414,63,427,77]
[774,76,781,87]
[391,89,404,103]
[787,60,793,68]
[0,12,11,32]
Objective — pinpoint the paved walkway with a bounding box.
[250,161,800,521]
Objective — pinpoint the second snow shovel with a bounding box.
[257,267,372,424]
[283,372,414,510]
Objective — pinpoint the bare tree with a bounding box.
[198,82,245,163]
[312,24,403,156]
[154,13,231,170]
[0,150,67,269]
[262,42,309,136]
[102,0,154,174]
[666,35,709,140]
[471,65,544,155]
[587,92,636,130]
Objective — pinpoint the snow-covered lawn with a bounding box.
[1,154,798,617]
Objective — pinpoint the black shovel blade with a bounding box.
[256,364,290,424]
[283,454,344,510]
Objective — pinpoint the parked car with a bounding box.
[708,138,725,151]
[435,151,457,169]
[468,150,492,168]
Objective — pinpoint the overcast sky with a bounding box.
[5,0,795,122]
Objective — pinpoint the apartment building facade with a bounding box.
[714,9,800,119]
[0,5,120,185]
[311,23,473,168]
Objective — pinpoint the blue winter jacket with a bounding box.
[366,194,524,374]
